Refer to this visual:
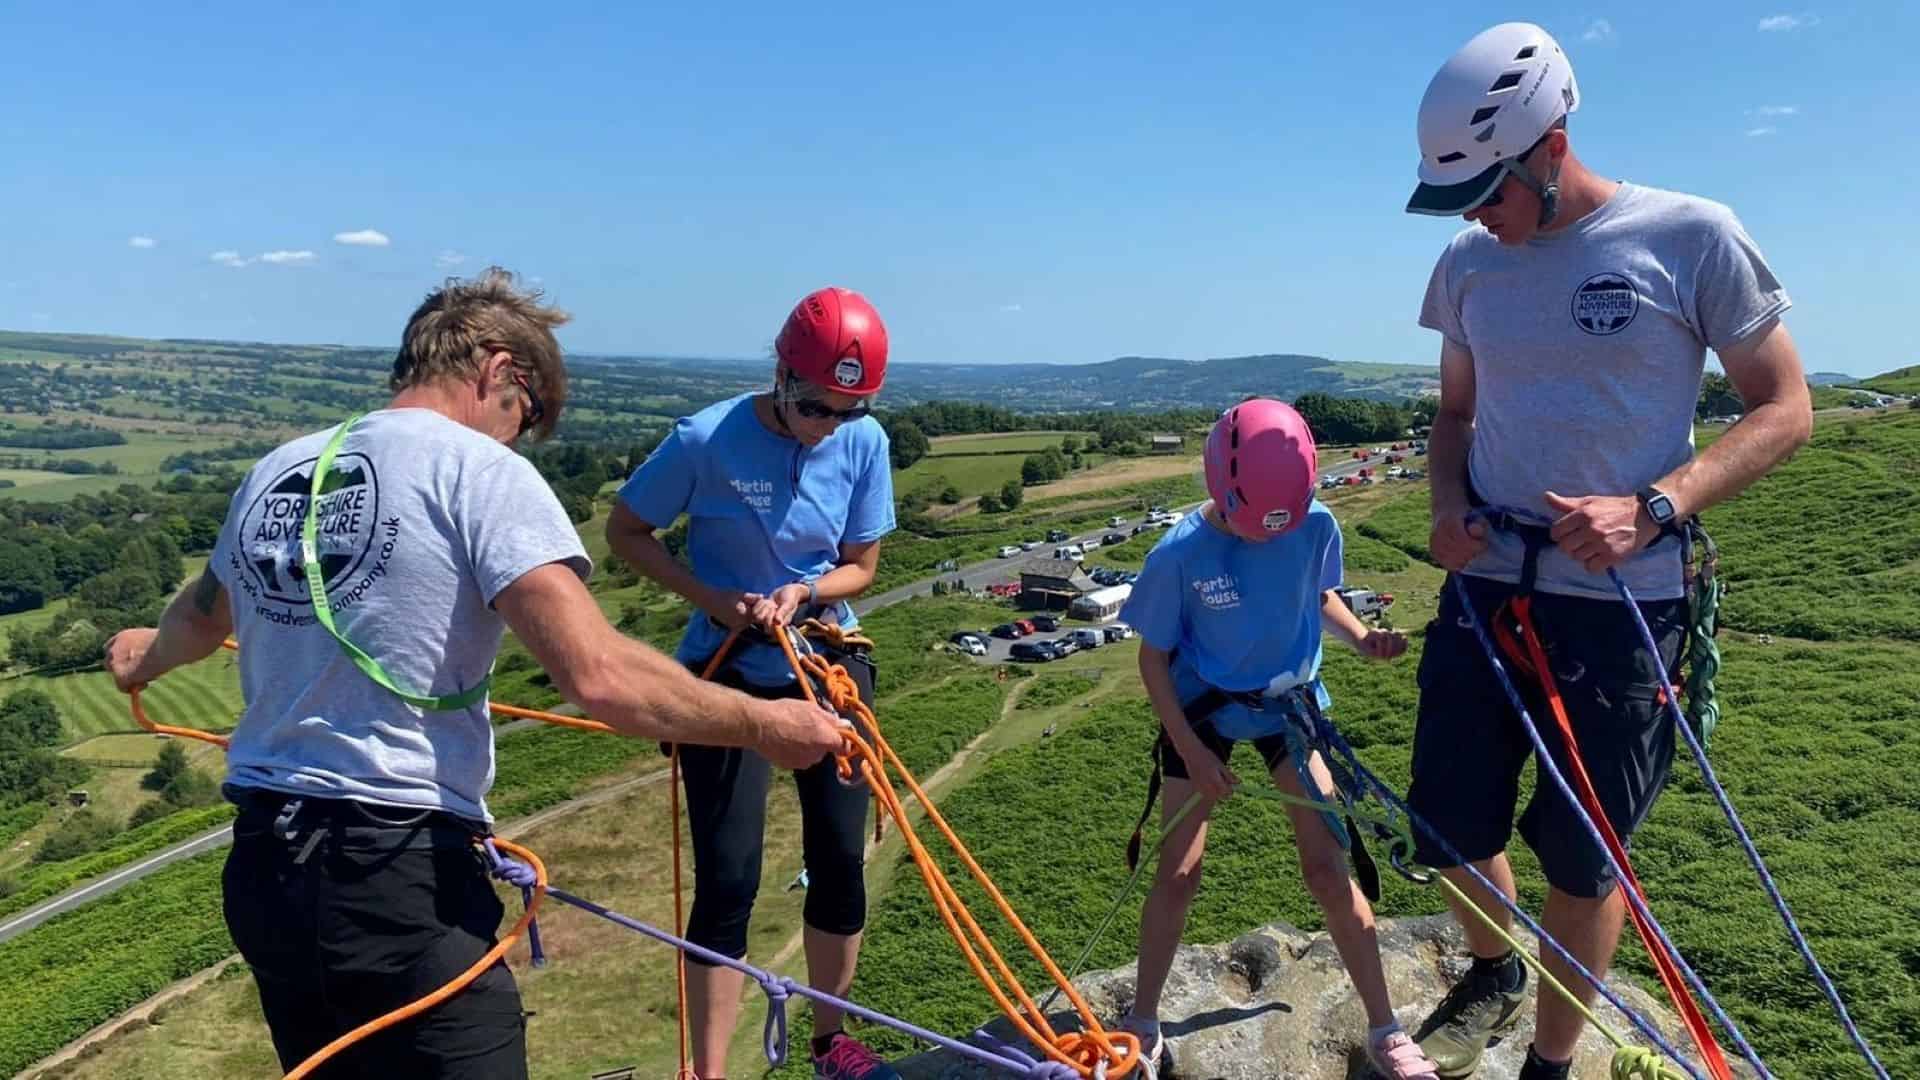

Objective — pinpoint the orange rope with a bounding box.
[1509,596,1734,1080]
[282,837,549,1080]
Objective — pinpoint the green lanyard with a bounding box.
[301,413,490,711]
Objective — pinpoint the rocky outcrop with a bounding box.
[896,915,1717,1079]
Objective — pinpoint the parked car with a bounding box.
[1080,537,1102,552]
[1320,475,1338,489]
[1160,511,1184,526]
[1103,532,1127,545]
[997,545,1021,558]
[1050,638,1079,656]
[1053,544,1084,562]
[1047,529,1070,542]
[1131,523,1153,536]
[991,623,1025,639]
[1014,619,1038,635]
[1020,539,1041,551]
[1100,623,1133,642]
[1032,615,1060,632]
[935,559,959,572]
[1070,628,1104,649]
[1009,642,1049,662]
[1108,515,1127,527]
[948,632,988,655]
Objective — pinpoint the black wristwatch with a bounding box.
[1636,486,1678,528]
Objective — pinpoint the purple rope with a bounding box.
[1608,568,1890,1080]
[1304,701,1708,1080]
[476,845,1091,1080]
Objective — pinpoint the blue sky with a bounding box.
[1,2,1912,375]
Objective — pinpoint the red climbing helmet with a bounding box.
[1203,398,1318,538]
[775,287,889,396]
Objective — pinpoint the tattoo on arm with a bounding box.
[191,570,223,617]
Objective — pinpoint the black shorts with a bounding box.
[1407,574,1686,898]
[1156,714,1292,781]
[222,786,527,1079]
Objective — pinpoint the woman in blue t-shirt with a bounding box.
[1116,399,1439,1080]
[607,287,900,1080]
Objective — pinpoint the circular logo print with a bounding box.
[237,454,379,605]
[832,357,864,388]
[1572,273,1639,335]
[1261,509,1293,532]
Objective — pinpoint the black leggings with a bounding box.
[677,652,875,961]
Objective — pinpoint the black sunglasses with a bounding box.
[791,398,871,423]
[1475,128,1557,211]
[510,369,544,437]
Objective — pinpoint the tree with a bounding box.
[0,690,61,748]
[1059,435,1082,455]
[998,479,1024,510]
[1021,456,1048,486]
[1697,372,1742,420]
[977,493,1001,513]
[34,810,119,864]
[143,742,190,792]
[937,483,962,505]
[886,419,930,471]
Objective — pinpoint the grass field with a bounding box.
[1860,364,1920,396]
[926,431,1077,454]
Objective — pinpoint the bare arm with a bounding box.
[1425,338,1491,571]
[1654,320,1812,518]
[1428,338,1477,517]
[813,538,881,605]
[104,568,234,690]
[604,500,745,628]
[493,562,842,766]
[1319,590,1369,649]
[1138,643,1192,745]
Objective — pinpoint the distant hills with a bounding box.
[1860,365,1920,396]
[585,351,1439,412]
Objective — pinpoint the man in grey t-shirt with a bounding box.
[104,269,844,1079]
[1400,24,1811,1080]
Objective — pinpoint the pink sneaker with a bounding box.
[1369,1029,1441,1080]
[813,1032,901,1080]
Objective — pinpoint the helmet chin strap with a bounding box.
[1500,155,1564,228]
[771,371,801,437]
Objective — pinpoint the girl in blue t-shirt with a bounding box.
[606,287,901,1080]
[1116,399,1439,1080]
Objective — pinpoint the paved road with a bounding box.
[2,445,1413,945]
[0,824,233,945]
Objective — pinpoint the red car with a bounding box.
[1014,619,1038,635]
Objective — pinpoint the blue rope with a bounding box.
[1607,569,1890,1080]
[1295,705,1711,1080]
[1444,566,1772,1079]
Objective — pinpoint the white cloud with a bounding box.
[333,228,390,247]
[1758,13,1818,31]
[127,235,156,249]
[999,303,1024,313]
[1582,18,1615,42]
[1750,105,1800,117]
[1746,126,1778,137]
[210,250,250,267]
[435,250,468,268]
[258,250,316,265]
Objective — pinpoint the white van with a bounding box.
[1069,628,1104,649]
[1053,544,1084,562]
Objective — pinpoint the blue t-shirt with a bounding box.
[617,393,895,686]
[1120,504,1344,738]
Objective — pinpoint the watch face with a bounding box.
[1648,493,1675,522]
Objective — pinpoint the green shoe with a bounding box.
[1415,966,1529,1078]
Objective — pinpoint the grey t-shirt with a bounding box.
[1419,182,1790,600]
[210,408,590,821]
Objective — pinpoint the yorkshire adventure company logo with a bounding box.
[232,455,385,620]
[1571,273,1639,336]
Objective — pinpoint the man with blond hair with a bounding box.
[106,268,845,1078]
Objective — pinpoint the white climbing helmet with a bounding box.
[1405,22,1580,216]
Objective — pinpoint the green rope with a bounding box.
[1683,560,1722,750]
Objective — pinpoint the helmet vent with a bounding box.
[1234,486,1248,508]
[1487,70,1524,93]
[1436,151,1468,164]
[1470,105,1500,125]
[1474,123,1497,143]
[1514,45,1538,60]
[1229,457,1238,479]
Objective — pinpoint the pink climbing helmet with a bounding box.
[1203,398,1318,539]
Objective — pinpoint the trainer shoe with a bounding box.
[1416,965,1528,1077]
[813,1031,900,1080]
